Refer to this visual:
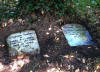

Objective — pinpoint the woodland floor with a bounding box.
[0,13,100,72]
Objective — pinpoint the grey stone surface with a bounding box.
[7,30,40,56]
[62,24,94,46]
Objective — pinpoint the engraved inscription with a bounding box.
[7,30,40,56]
[62,24,94,46]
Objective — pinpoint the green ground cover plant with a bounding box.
[0,0,100,24]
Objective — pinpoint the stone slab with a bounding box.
[7,30,40,56]
[62,24,94,46]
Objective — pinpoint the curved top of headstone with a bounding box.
[62,24,94,46]
[62,24,86,32]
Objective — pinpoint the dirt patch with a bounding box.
[0,13,100,72]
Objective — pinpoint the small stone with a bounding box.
[0,42,4,48]
[0,63,4,71]
[41,10,44,15]
[48,27,52,31]
[18,19,22,23]
[70,55,74,58]
[82,58,86,63]
[68,65,71,70]
[46,32,50,35]
[55,37,59,41]
[88,47,91,49]
[75,68,80,72]
[56,30,60,33]
[86,6,90,8]
[17,60,24,67]
[43,54,50,58]
[72,65,74,69]
[30,70,33,72]
[2,22,7,27]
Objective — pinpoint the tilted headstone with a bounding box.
[7,30,40,57]
[62,24,94,46]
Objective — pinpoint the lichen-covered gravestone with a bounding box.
[62,24,94,46]
[7,30,40,57]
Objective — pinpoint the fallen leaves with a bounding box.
[9,57,30,72]
[0,63,4,71]
[8,19,13,24]
[47,67,66,72]
[75,68,80,72]
[43,54,50,58]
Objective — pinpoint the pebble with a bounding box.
[75,68,80,72]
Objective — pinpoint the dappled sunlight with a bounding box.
[0,0,100,72]
[8,19,14,24]
[45,63,66,72]
[0,62,4,71]
[47,67,66,72]
[9,57,30,72]
[0,56,30,72]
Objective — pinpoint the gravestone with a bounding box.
[62,24,94,46]
[7,30,40,57]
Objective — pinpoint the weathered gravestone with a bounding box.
[62,24,94,46]
[7,30,40,57]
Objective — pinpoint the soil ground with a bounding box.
[0,13,100,72]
